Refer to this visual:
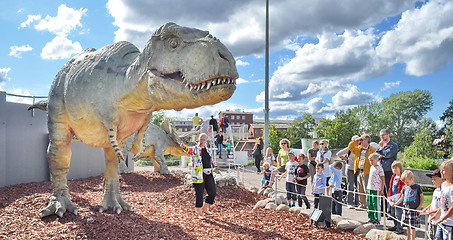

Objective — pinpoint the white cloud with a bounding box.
[236,78,248,84]
[20,14,41,28]
[376,0,453,76]
[106,0,417,56]
[5,88,33,104]
[34,4,87,37]
[331,86,375,106]
[9,44,33,58]
[0,68,11,84]
[41,36,82,60]
[236,59,250,66]
[381,81,401,91]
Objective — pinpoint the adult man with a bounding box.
[376,129,398,195]
[209,115,219,134]
[192,113,203,131]
[348,134,376,209]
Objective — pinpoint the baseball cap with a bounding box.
[288,151,296,156]
[426,169,441,178]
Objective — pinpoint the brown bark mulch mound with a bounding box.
[0,171,366,239]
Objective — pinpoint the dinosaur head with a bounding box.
[142,23,238,110]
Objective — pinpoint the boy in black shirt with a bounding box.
[295,153,311,209]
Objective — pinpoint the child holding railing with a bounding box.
[431,159,453,240]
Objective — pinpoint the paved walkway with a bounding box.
[134,164,428,239]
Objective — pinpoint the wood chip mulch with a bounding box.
[0,171,366,239]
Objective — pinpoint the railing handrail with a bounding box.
[5,93,48,99]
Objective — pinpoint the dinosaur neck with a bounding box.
[117,75,154,113]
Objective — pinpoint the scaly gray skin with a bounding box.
[124,119,187,174]
[40,22,238,218]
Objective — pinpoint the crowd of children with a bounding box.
[257,137,453,239]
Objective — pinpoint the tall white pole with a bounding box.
[264,0,270,149]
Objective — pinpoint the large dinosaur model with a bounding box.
[124,119,187,174]
[40,22,238,218]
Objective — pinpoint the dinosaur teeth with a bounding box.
[212,79,216,86]
[201,82,206,89]
[185,82,189,88]
[207,81,212,90]
[197,84,201,91]
[217,78,221,85]
[189,85,194,91]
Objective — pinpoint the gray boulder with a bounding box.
[265,203,277,210]
[365,229,406,240]
[353,223,376,235]
[276,204,290,211]
[337,219,362,231]
[253,200,269,209]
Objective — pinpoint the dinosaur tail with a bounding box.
[27,100,48,111]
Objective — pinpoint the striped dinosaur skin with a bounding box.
[40,22,238,218]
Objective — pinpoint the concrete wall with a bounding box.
[0,91,133,188]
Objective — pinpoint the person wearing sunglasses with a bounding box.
[315,139,332,191]
[268,139,292,188]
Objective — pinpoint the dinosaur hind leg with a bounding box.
[99,147,133,214]
[41,122,77,218]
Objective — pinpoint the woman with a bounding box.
[252,137,264,173]
[269,139,292,187]
[307,141,319,183]
[315,139,332,187]
[180,133,216,220]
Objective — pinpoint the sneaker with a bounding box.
[347,205,355,209]
[387,226,397,231]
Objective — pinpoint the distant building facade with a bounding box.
[173,118,193,133]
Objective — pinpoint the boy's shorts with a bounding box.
[435,223,453,240]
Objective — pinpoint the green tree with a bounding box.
[151,110,166,126]
[404,129,436,159]
[262,124,282,155]
[286,113,316,149]
[381,89,433,150]
[324,118,356,149]
[440,99,453,122]
[315,118,332,139]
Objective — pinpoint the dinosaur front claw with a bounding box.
[40,193,78,218]
[132,153,143,161]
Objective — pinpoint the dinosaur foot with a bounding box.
[99,177,133,214]
[132,153,143,161]
[40,193,78,218]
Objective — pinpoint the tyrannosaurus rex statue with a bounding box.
[40,22,238,218]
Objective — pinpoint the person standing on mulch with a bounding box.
[252,137,264,173]
[180,133,216,220]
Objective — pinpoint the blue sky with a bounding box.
[1,0,452,126]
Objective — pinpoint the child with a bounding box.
[387,161,405,233]
[367,153,385,224]
[294,153,310,209]
[278,151,299,207]
[225,139,231,157]
[432,159,453,240]
[264,147,275,170]
[423,169,444,240]
[392,170,424,240]
[312,163,326,209]
[261,162,272,188]
[329,161,343,216]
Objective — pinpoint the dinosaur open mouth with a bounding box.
[152,70,237,91]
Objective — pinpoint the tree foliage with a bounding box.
[151,110,166,126]
[286,113,316,149]
[404,129,436,159]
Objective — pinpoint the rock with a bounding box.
[263,188,274,197]
[86,217,95,223]
[214,173,237,187]
[257,188,266,195]
[265,198,275,203]
[337,219,362,230]
[365,229,406,240]
[299,208,312,217]
[275,193,287,205]
[265,203,277,210]
[289,206,302,213]
[175,170,183,175]
[248,186,258,193]
[353,223,376,235]
[276,204,290,211]
[253,200,269,209]
[331,215,346,225]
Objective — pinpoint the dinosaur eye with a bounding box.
[169,38,179,48]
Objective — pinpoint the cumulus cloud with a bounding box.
[20,14,41,28]
[331,86,375,106]
[381,81,401,91]
[33,4,87,37]
[376,0,453,76]
[0,68,11,84]
[41,36,82,60]
[236,78,248,84]
[9,44,33,58]
[105,0,418,56]
[236,59,250,66]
